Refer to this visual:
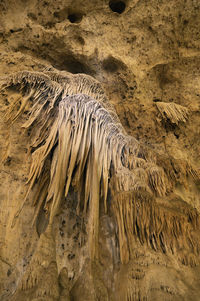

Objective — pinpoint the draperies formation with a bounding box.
[1,70,199,265]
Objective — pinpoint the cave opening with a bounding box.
[109,0,126,14]
[68,13,83,23]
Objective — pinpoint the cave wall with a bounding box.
[0,0,200,300]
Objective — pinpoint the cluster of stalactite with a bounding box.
[1,70,200,269]
[155,101,189,124]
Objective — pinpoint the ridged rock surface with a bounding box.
[0,0,200,300]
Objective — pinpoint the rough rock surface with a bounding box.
[0,0,200,300]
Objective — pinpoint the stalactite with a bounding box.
[155,101,189,124]
[1,70,199,267]
[112,190,200,264]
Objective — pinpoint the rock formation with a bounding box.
[0,0,200,300]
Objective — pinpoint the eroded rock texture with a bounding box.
[0,0,200,300]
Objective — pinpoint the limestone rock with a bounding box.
[0,1,200,300]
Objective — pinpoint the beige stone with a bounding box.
[0,0,200,300]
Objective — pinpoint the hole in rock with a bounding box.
[153,98,161,102]
[54,55,95,75]
[27,12,37,20]
[53,11,59,18]
[102,56,126,73]
[75,36,85,45]
[68,13,83,23]
[174,132,179,139]
[64,59,90,74]
[109,0,126,14]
